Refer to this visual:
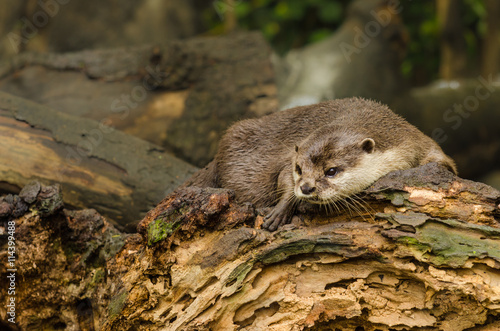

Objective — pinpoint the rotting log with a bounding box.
[1,163,500,330]
[0,32,278,167]
[0,91,197,230]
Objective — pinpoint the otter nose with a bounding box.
[300,184,316,195]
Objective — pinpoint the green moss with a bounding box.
[419,222,500,266]
[227,260,254,285]
[89,268,105,287]
[147,217,182,246]
[437,218,500,236]
[258,236,352,265]
[108,290,128,319]
[259,240,317,264]
[397,220,500,267]
[145,205,193,245]
[388,192,409,206]
[397,236,431,252]
[36,193,63,216]
[51,238,61,250]
[101,231,126,261]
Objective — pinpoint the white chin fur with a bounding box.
[295,149,411,202]
[326,149,411,198]
[295,192,333,205]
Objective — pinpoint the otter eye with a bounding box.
[295,164,302,175]
[325,167,339,178]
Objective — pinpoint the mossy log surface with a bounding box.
[1,163,500,330]
[0,91,197,229]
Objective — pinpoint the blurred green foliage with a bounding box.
[206,0,487,86]
[212,0,350,54]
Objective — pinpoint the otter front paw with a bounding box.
[262,204,291,231]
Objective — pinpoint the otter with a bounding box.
[183,98,457,231]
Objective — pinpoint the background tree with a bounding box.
[208,0,494,84]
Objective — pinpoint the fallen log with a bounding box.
[0,91,197,229]
[0,32,278,167]
[408,80,500,182]
[1,163,499,330]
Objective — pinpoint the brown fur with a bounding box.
[185,98,457,230]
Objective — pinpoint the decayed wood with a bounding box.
[0,91,197,229]
[1,163,499,330]
[0,32,278,167]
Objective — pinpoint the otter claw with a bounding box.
[262,208,289,231]
[262,218,279,231]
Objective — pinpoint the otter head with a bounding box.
[292,132,378,204]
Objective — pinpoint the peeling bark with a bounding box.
[1,163,500,330]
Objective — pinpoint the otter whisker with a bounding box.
[333,197,352,218]
[324,199,335,216]
[334,193,373,222]
[344,200,358,218]
[331,199,343,216]
[349,193,375,219]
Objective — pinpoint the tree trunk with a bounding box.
[2,163,500,330]
[481,0,500,78]
[437,0,467,79]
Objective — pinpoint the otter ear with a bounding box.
[294,145,299,153]
[360,138,375,154]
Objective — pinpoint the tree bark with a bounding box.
[0,91,197,230]
[1,163,500,330]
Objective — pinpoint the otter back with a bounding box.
[183,97,456,230]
